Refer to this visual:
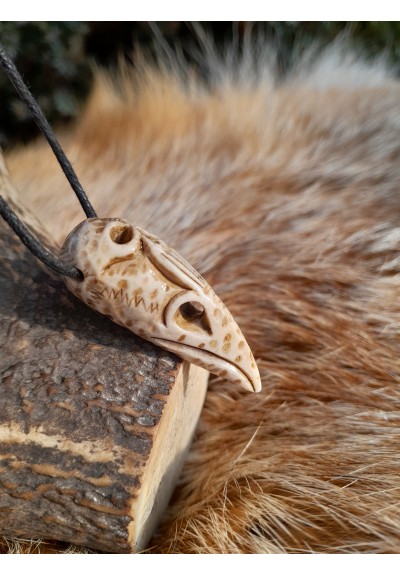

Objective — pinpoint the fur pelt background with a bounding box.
[2,41,400,553]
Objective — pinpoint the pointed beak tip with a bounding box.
[236,369,261,393]
[247,378,262,394]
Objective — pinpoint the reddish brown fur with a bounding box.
[3,47,400,553]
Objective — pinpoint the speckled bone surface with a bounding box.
[62,218,261,393]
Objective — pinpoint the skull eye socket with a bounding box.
[176,301,212,335]
[180,301,204,320]
[110,225,134,244]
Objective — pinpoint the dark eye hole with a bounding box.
[110,225,134,244]
[176,301,212,335]
[180,301,204,321]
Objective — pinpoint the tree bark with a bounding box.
[0,166,208,552]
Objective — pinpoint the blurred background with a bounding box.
[1,21,400,149]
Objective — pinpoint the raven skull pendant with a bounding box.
[61,218,261,393]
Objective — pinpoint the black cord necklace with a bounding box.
[0,44,262,393]
[0,44,95,280]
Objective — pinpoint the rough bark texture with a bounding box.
[0,175,207,552]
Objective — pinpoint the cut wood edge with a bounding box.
[132,362,208,551]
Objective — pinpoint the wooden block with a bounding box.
[0,170,208,552]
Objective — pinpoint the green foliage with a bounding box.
[0,22,90,147]
[268,21,400,60]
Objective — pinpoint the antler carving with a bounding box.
[62,218,261,392]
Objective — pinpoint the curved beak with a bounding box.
[152,337,261,392]
[140,230,261,393]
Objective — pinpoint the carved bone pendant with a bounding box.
[61,218,261,392]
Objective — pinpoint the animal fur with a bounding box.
[2,41,400,553]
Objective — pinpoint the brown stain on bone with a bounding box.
[103,254,134,274]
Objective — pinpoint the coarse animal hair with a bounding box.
[2,36,400,553]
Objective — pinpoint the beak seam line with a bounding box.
[152,337,256,392]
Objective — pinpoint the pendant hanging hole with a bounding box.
[110,225,134,244]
